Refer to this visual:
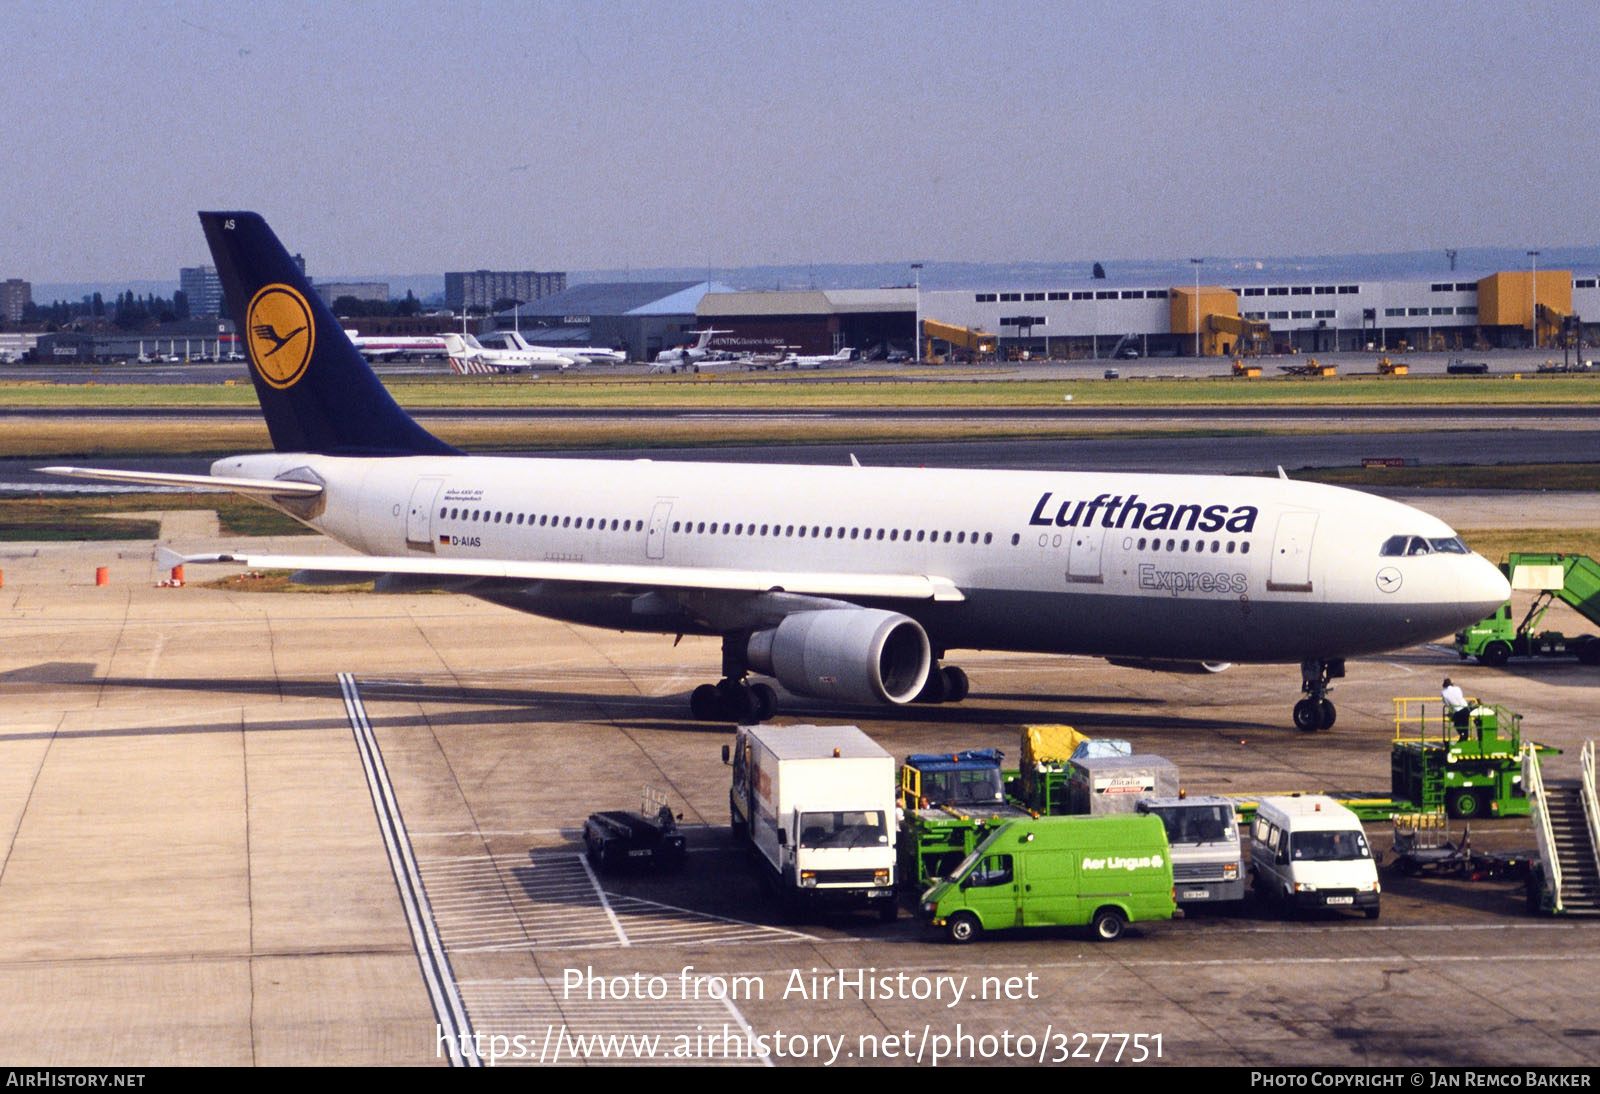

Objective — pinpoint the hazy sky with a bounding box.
[5,0,1598,281]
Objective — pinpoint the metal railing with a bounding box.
[1524,742,1563,913]
[1582,740,1600,882]
[1392,696,1519,741]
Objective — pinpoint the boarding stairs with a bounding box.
[1525,740,1600,914]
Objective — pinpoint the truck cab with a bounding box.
[1136,796,1244,905]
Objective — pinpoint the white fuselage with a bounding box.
[478,330,624,365]
[212,450,1510,664]
[443,332,575,370]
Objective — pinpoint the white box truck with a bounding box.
[724,724,899,921]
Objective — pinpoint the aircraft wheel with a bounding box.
[941,666,970,703]
[690,684,720,720]
[1480,641,1512,667]
[749,683,777,722]
[1318,699,1337,730]
[717,680,758,723]
[914,668,948,704]
[1293,699,1320,732]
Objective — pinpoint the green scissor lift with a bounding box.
[1223,699,1559,824]
[1389,697,1559,819]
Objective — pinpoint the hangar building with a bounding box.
[494,280,735,361]
[698,271,1599,360]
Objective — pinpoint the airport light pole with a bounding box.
[910,263,923,363]
[1190,258,1203,358]
[1528,250,1540,349]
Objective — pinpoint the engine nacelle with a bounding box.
[747,609,931,705]
[1104,657,1233,675]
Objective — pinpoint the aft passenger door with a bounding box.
[646,499,673,560]
[405,477,445,551]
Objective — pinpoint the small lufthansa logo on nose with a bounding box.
[246,284,315,389]
[1375,566,1403,594]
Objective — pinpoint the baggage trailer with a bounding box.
[1068,754,1180,816]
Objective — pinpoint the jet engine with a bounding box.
[746,609,931,705]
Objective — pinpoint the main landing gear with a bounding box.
[1293,658,1344,731]
[686,636,972,722]
[690,678,775,723]
[689,635,777,723]
[913,663,970,704]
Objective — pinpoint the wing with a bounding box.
[165,549,966,603]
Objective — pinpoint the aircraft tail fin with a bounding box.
[439,332,493,375]
[199,212,458,456]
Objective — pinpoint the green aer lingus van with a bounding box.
[920,815,1175,943]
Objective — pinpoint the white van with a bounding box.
[1248,795,1380,919]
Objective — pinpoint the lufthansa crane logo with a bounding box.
[245,284,314,389]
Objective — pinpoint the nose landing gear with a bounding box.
[1293,658,1344,731]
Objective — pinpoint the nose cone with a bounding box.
[1462,553,1511,618]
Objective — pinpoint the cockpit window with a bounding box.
[1380,534,1469,556]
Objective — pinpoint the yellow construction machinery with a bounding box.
[920,319,998,362]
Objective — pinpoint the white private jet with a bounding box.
[476,330,626,366]
[780,347,856,369]
[45,212,1510,730]
[440,331,576,373]
[651,328,734,372]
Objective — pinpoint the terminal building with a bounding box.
[697,270,1600,360]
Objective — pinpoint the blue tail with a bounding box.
[200,211,459,457]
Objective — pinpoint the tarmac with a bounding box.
[1,500,1598,1068]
